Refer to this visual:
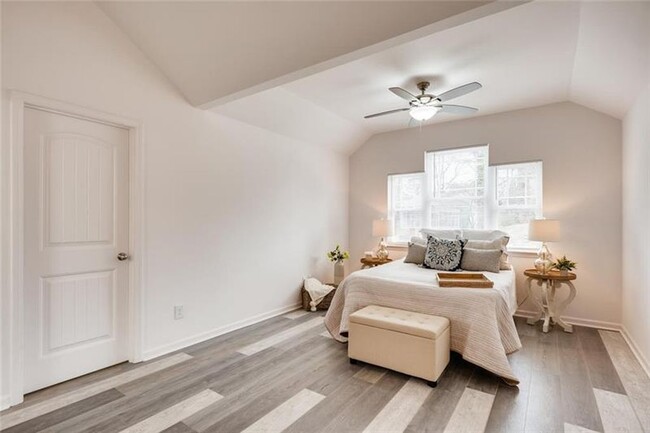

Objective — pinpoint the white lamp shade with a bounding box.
[372,219,393,237]
[528,219,560,242]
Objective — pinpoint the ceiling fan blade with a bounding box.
[436,82,482,102]
[364,107,410,119]
[389,87,417,102]
[438,104,479,115]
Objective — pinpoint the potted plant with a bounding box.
[553,255,577,276]
[327,245,350,285]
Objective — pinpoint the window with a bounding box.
[387,146,543,250]
[489,161,543,250]
[387,172,424,241]
[425,146,488,230]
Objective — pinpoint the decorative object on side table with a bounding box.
[553,255,577,276]
[360,256,392,269]
[525,268,577,333]
[327,245,349,285]
[528,219,560,274]
[372,219,393,260]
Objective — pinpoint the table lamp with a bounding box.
[528,219,560,274]
[372,219,393,260]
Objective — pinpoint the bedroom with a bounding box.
[0,1,649,432]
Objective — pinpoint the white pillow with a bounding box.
[420,228,461,240]
[410,236,427,245]
[465,239,503,250]
[462,229,509,241]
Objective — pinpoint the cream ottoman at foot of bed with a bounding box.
[348,305,450,387]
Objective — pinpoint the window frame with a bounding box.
[487,160,543,252]
[386,149,543,253]
[387,171,426,243]
[424,145,489,231]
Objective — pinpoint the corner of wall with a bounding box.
[620,325,650,378]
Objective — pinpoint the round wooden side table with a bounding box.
[360,257,392,269]
[524,269,577,333]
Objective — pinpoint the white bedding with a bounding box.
[324,259,522,384]
[354,259,519,315]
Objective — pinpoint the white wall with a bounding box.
[350,102,622,327]
[622,83,650,371]
[0,1,349,405]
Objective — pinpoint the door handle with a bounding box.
[117,252,129,261]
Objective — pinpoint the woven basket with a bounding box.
[301,284,338,311]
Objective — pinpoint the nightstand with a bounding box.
[524,269,577,333]
[360,257,393,269]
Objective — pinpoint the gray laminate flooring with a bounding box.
[1,313,648,433]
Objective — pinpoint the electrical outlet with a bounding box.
[174,305,184,320]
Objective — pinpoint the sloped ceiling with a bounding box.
[100,1,649,154]
[215,1,581,146]
[570,1,650,119]
[97,0,496,107]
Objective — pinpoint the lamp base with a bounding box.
[534,243,554,274]
[376,238,389,260]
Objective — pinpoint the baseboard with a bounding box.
[1,394,10,411]
[141,303,302,361]
[515,309,650,379]
[515,309,622,331]
[619,325,650,379]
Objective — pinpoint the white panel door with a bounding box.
[23,107,130,393]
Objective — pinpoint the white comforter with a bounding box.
[324,260,522,384]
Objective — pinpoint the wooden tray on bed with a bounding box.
[437,272,494,288]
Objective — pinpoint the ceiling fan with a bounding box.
[364,81,482,122]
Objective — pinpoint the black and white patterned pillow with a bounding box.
[423,236,466,271]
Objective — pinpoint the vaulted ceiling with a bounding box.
[97,1,499,107]
[99,1,649,154]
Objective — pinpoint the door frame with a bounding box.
[5,91,146,406]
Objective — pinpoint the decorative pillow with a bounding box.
[465,237,510,270]
[404,242,426,265]
[460,248,502,273]
[423,236,466,271]
[420,228,461,240]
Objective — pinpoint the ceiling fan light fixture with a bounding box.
[409,105,440,121]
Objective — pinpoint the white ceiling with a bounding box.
[99,1,649,155]
[570,1,650,118]
[97,0,495,107]
[214,1,649,154]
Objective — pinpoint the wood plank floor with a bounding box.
[1,313,648,433]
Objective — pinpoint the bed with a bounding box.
[324,259,522,385]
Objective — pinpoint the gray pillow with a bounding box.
[423,236,466,271]
[460,248,502,273]
[465,239,510,270]
[404,242,426,265]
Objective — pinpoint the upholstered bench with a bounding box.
[348,305,450,387]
